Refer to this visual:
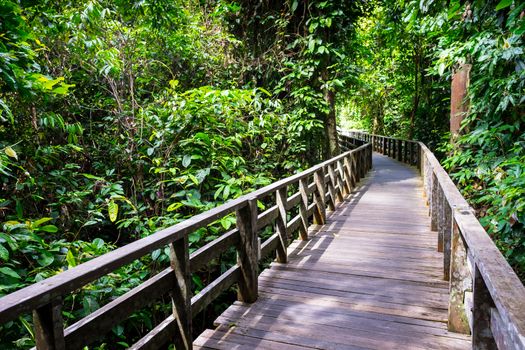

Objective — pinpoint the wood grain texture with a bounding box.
[194,153,471,349]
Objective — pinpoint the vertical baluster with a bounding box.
[351,152,358,185]
[313,168,326,225]
[170,235,191,349]
[448,218,472,334]
[443,201,453,281]
[328,163,343,203]
[437,184,444,252]
[275,187,288,263]
[431,172,438,232]
[326,165,337,211]
[338,159,350,196]
[33,298,65,350]
[403,141,408,163]
[343,155,354,191]
[298,179,309,240]
[236,197,259,302]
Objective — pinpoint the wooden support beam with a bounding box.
[298,178,309,240]
[443,201,453,281]
[33,298,65,350]
[236,197,259,302]
[313,169,326,225]
[472,266,497,349]
[437,184,444,252]
[170,235,192,349]
[339,159,350,196]
[328,163,343,204]
[343,156,354,191]
[448,220,472,334]
[275,188,288,263]
[326,165,337,211]
[431,172,438,232]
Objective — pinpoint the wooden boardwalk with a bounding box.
[194,153,472,349]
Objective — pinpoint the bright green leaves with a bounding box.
[495,0,513,11]
[107,200,119,222]
[4,146,18,160]
[0,244,9,261]
[0,267,21,279]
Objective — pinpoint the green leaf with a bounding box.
[33,217,53,227]
[37,251,54,267]
[82,173,105,181]
[108,200,119,222]
[39,225,58,233]
[438,62,446,76]
[0,244,9,261]
[188,231,201,244]
[0,267,21,279]
[291,0,299,12]
[167,202,183,212]
[66,250,77,268]
[4,146,17,160]
[495,0,513,11]
[92,238,105,249]
[182,155,191,167]
[308,39,315,52]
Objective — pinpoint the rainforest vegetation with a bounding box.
[0,0,523,348]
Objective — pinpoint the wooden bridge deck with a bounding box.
[194,153,472,349]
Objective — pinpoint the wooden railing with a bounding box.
[0,142,372,349]
[343,130,525,350]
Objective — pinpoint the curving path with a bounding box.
[193,153,471,349]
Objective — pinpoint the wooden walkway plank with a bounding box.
[194,153,471,349]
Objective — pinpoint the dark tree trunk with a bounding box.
[324,87,340,158]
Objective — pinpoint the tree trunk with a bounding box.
[450,63,471,140]
[324,88,340,158]
[408,48,420,139]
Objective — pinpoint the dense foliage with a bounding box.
[341,0,525,279]
[0,0,370,347]
[0,0,523,348]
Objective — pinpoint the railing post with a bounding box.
[275,187,288,263]
[313,168,327,225]
[382,138,387,155]
[403,141,408,163]
[443,201,453,281]
[170,235,192,349]
[236,197,259,302]
[448,217,472,334]
[437,184,444,252]
[431,172,439,232]
[397,139,402,161]
[298,179,309,240]
[33,298,65,350]
[472,266,497,349]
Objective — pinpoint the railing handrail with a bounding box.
[344,130,525,350]
[0,141,373,349]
